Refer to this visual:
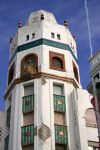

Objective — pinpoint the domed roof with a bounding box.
[26,10,57,25]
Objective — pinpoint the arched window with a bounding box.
[52,57,63,69]
[49,51,65,71]
[21,54,38,79]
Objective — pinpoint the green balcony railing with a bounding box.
[6,106,11,127]
[55,125,68,144]
[4,135,9,150]
[22,94,34,113]
[53,94,66,112]
[21,124,34,146]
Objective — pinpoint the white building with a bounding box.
[0,10,99,150]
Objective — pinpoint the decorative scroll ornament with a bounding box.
[38,124,51,141]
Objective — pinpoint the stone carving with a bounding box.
[38,124,51,141]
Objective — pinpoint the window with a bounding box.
[55,144,66,150]
[57,34,61,40]
[8,63,15,85]
[52,57,63,69]
[73,62,79,82]
[0,128,2,143]
[21,54,38,79]
[88,146,99,150]
[53,84,63,95]
[6,106,11,127]
[32,33,35,39]
[51,32,54,38]
[26,35,29,41]
[49,51,65,71]
[24,84,34,96]
[4,136,9,150]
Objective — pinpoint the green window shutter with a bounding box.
[22,94,34,113]
[55,125,68,144]
[53,95,66,112]
[21,124,34,145]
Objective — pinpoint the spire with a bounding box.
[73,35,77,40]
[64,20,68,27]
[18,20,22,28]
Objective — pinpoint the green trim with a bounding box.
[22,94,34,113]
[53,94,66,112]
[9,38,77,65]
[21,124,34,145]
[55,125,68,144]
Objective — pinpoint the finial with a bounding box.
[41,13,44,20]
[64,20,68,27]
[73,35,77,40]
[18,20,22,28]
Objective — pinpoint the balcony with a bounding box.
[21,124,34,146]
[22,94,34,113]
[53,94,66,112]
[55,125,67,144]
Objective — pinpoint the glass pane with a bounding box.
[53,85,63,95]
[24,84,34,96]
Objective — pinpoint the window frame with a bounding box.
[73,62,79,83]
[8,63,15,85]
[57,34,61,40]
[49,51,65,72]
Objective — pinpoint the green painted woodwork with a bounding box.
[55,125,67,144]
[9,38,77,65]
[21,124,34,145]
[4,136,9,150]
[22,94,34,113]
[53,94,66,112]
[6,106,11,127]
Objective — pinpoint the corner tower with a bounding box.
[4,10,81,150]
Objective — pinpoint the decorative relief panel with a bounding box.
[21,54,38,79]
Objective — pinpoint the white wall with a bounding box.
[0,111,6,150]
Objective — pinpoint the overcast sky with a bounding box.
[0,0,100,110]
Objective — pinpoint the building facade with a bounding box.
[1,10,99,150]
[88,50,100,149]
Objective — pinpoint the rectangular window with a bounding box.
[55,144,66,150]
[22,84,34,113]
[24,84,34,96]
[73,62,79,83]
[57,34,61,40]
[26,35,29,41]
[4,135,9,150]
[51,32,54,38]
[6,106,11,127]
[53,84,63,95]
[32,33,35,39]
[8,63,15,85]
